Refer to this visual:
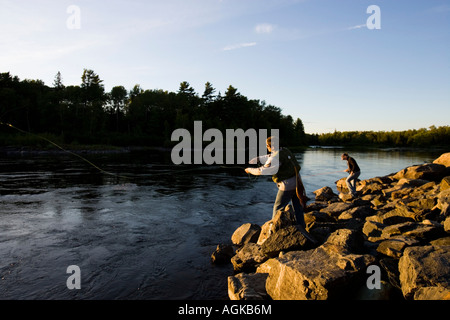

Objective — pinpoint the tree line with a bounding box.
[1,70,447,149]
[314,126,450,147]
[0,70,307,148]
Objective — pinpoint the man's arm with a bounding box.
[246,154,279,176]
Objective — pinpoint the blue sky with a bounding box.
[1,0,449,134]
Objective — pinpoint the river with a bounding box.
[0,147,444,300]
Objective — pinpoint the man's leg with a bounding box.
[291,193,305,228]
[346,171,360,196]
[273,189,295,219]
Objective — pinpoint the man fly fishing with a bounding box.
[245,136,307,228]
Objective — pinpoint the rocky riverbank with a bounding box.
[212,152,450,300]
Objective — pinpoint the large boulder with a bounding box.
[363,220,386,239]
[381,221,445,242]
[441,177,450,191]
[436,189,450,218]
[261,225,312,258]
[231,243,267,273]
[257,229,375,300]
[393,163,446,182]
[338,205,375,221]
[445,216,450,233]
[376,236,420,258]
[320,202,355,219]
[211,244,234,264]
[336,177,349,192]
[257,205,297,245]
[399,245,450,300]
[366,205,416,226]
[228,273,269,300]
[231,223,261,246]
[313,186,338,202]
[433,153,450,167]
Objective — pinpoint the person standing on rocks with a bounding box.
[342,153,361,197]
[245,136,307,228]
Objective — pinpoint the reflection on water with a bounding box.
[0,148,444,299]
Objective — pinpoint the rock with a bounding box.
[231,223,261,246]
[376,236,420,258]
[313,186,338,202]
[381,221,445,242]
[380,258,402,290]
[320,202,355,219]
[211,244,234,264]
[390,187,415,200]
[227,273,269,300]
[403,197,436,217]
[436,189,450,218]
[370,195,385,207]
[325,228,365,253]
[261,225,313,258]
[363,220,386,239]
[272,205,297,230]
[336,177,349,192]
[306,224,333,244]
[445,217,450,233]
[393,163,446,182]
[433,153,450,167]
[367,205,416,226]
[430,236,450,246]
[231,243,268,273]
[304,211,332,228]
[257,229,376,300]
[339,192,354,202]
[225,153,450,300]
[257,205,296,245]
[338,205,375,221]
[441,176,450,191]
[399,245,450,300]
[397,178,429,187]
[414,286,450,300]
[257,221,273,246]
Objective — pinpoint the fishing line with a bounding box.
[219,165,260,182]
[0,120,133,180]
[302,170,346,177]
[0,121,258,182]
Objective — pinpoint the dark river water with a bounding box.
[0,147,444,300]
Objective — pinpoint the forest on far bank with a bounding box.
[0,70,306,148]
[1,70,448,150]
[312,126,450,148]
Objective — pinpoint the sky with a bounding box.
[0,0,449,134]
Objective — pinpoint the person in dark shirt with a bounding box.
[341,153,361,197]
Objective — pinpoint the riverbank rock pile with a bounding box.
[212,152,450,300]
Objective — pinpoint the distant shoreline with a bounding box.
[1,144,446,158]
[0,145,170,156]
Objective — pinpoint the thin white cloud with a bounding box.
[222,42,257,51]
[347,24,367,30]
[255,23,275,34]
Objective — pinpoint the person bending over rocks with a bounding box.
[342,153,361,197]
